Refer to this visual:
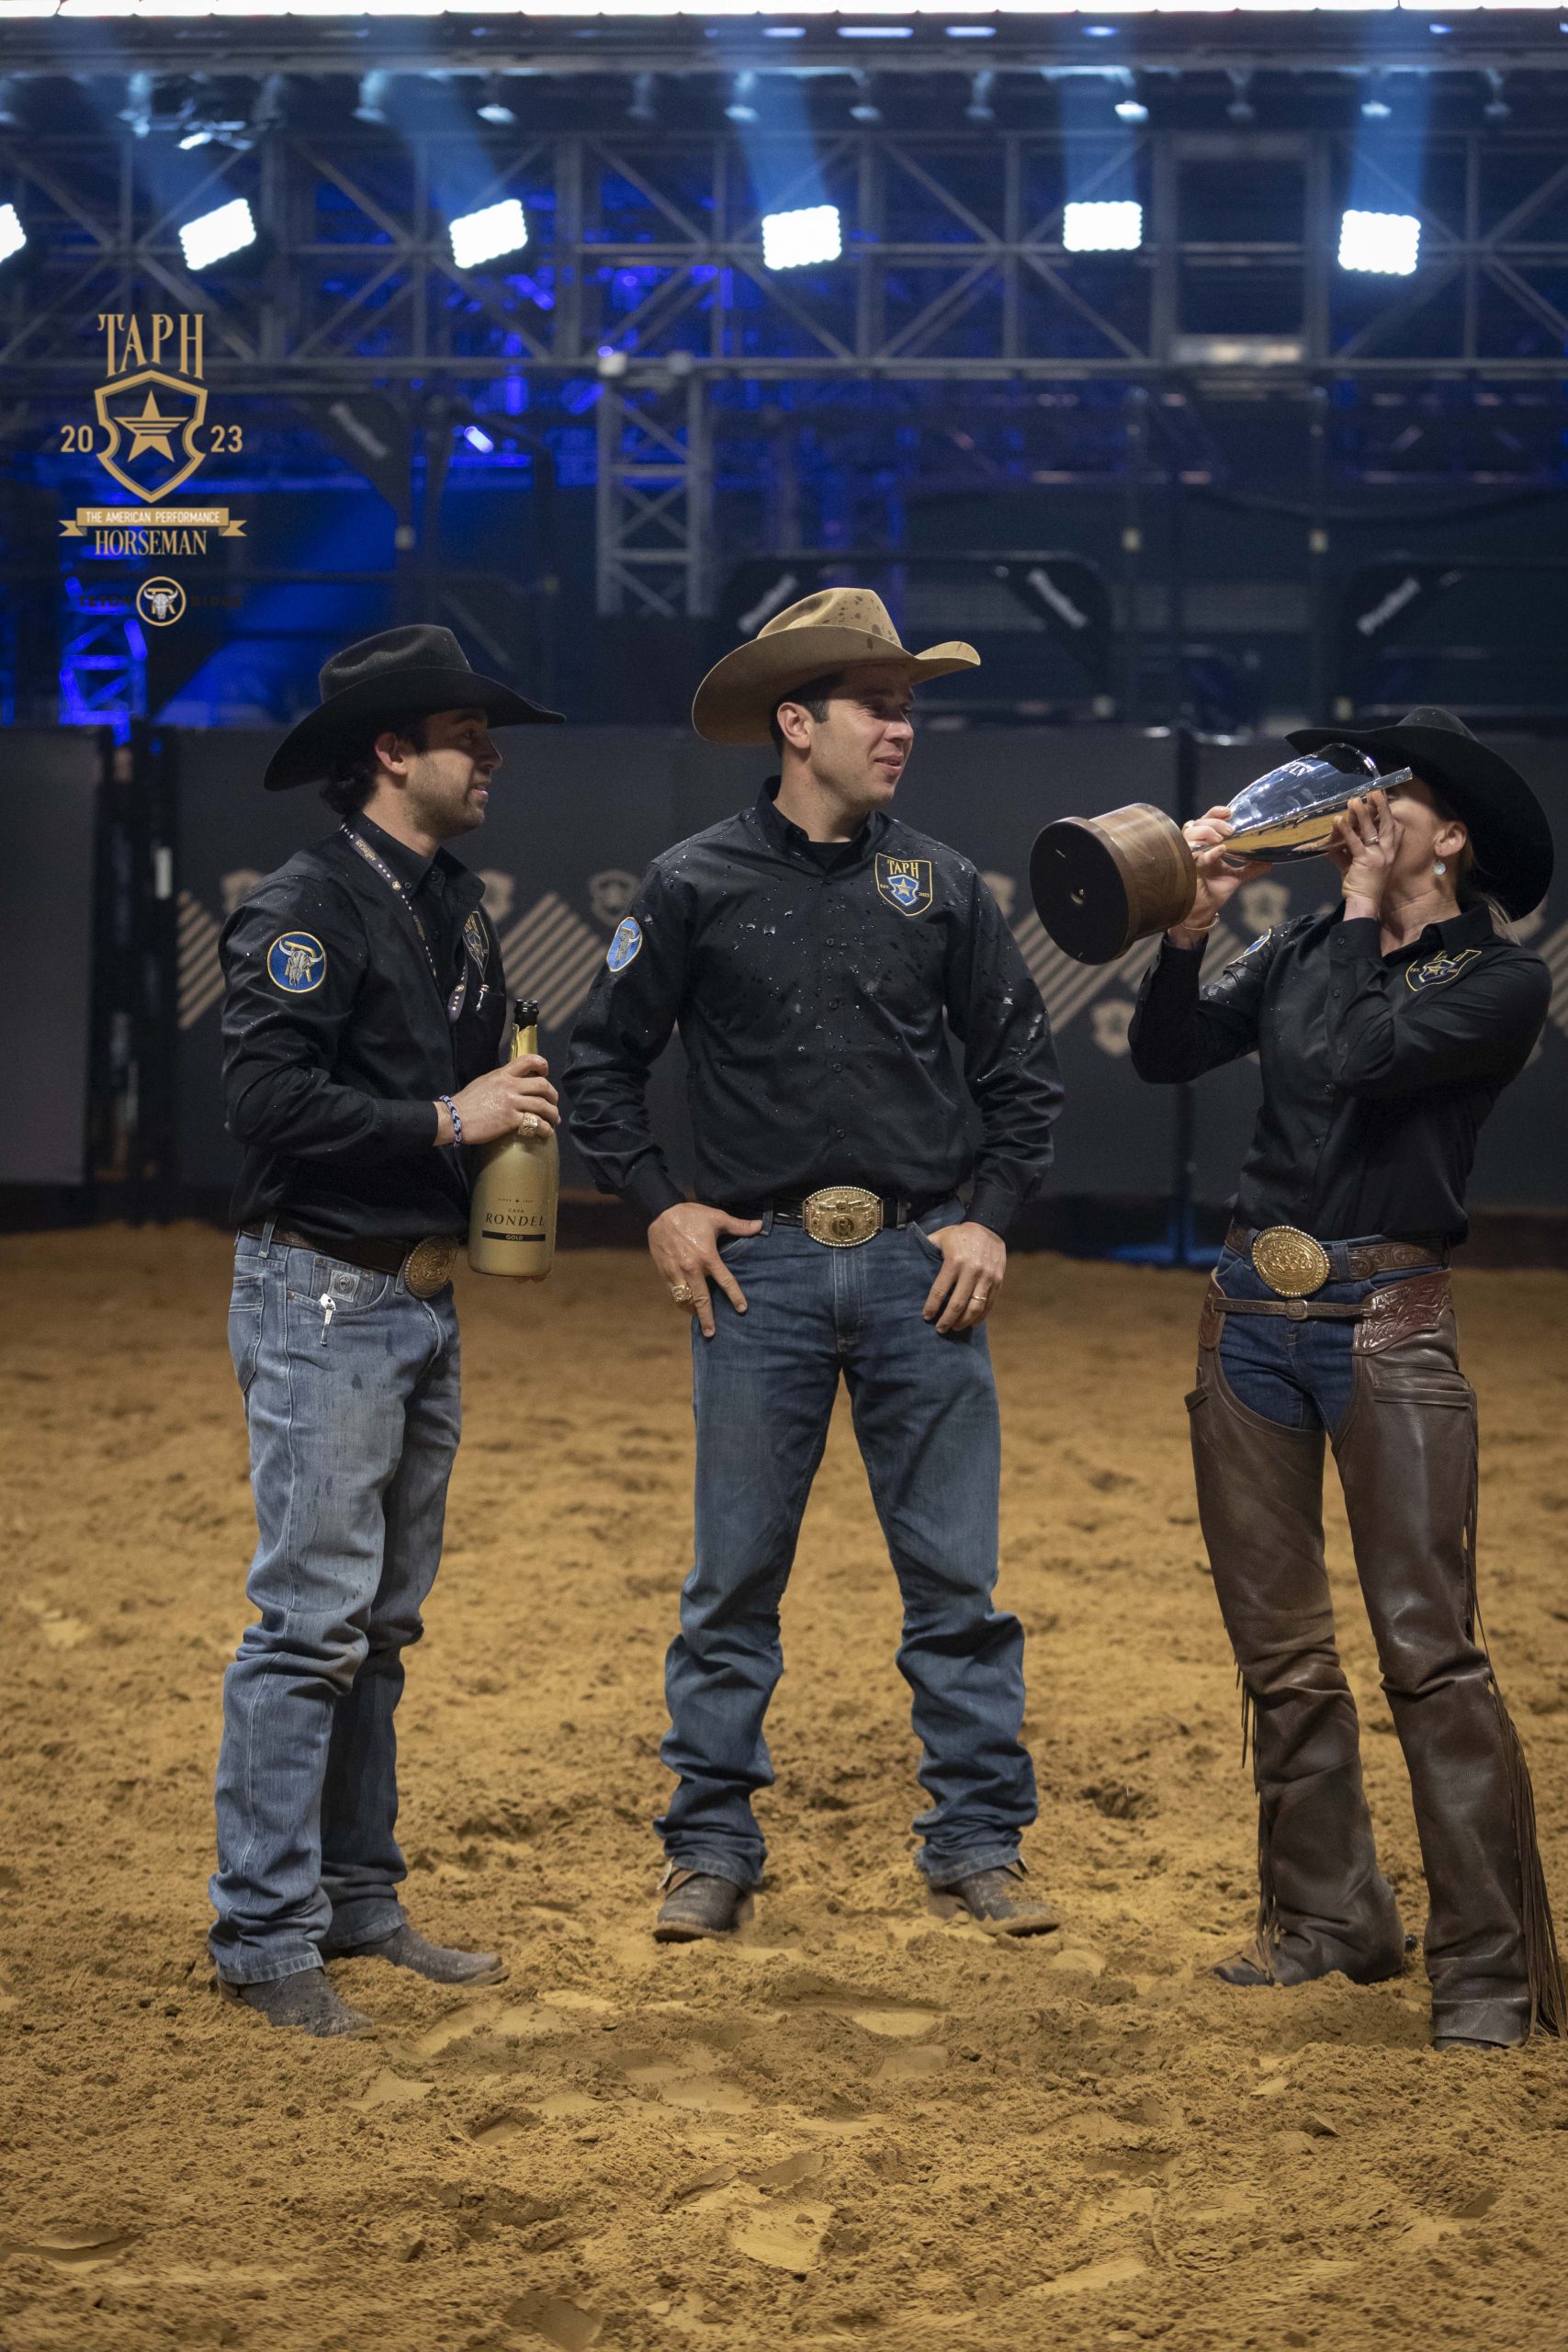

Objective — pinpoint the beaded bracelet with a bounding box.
[437,1092,464,1148]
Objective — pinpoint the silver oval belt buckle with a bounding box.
[403,1237,459,1296]
[802,1185,883,1248]
[1251,1225,1331,1298]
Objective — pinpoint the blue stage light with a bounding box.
[449,198,528,271]
[1063,199,1143,254]
[761,203,842,272]
[1337,208,1420,276]
[178,198,255,273]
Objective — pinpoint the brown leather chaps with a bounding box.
[1188,1271,1563,2045]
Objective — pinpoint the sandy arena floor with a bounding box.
[3,1225,1567,2352]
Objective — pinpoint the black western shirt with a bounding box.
[1128,900,1550,1244]
[564,784,1063,1237]
[220,816,508,1244]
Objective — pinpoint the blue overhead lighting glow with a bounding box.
[1337,208,1420,275]
[1346,59,1430,266]
[838,24,914,34]
[946,24,997,33]
[764,23,806,32]
[761,203,842,271]
[178,198,255,272]
[463,424,495,453]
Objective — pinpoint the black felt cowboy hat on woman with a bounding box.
[263,624,564,792]
[1287,707,1553,920]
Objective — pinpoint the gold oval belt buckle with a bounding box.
[802,1184,883,1248]
[403,1237,459,1297]
[1251,1225,1331,1299]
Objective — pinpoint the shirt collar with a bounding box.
[1427,900,1493,952]
[752,778,887,863]
[351,813,435,894]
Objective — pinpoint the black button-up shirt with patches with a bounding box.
[220,815,507,1244]
[1128,899,1550,1244]
[564,783,1063,1237]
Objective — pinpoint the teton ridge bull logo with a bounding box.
[266,932,328,994]
[875,854,933,918]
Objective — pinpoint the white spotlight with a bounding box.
[449,198,528,271]
[1337,208,1420,277]
[1062,199,1143,254]
[1114,96,1149,124]
[761,203,842,272]
[0,203,25,266]
[178,197,255,273]
[463,424,494,453]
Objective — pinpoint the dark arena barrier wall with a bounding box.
[5,721,1562,1238]
[170,725,1181,1216]
[0,729,107,1187]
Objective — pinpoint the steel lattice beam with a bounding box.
[3,126,1568,387]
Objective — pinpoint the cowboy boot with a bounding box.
[1189,1316,1405,1988]
[1334,1275,1564,2048]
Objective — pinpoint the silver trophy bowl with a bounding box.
[1222,741,1414,865]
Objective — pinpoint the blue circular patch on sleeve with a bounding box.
[607,916,643,973]
[266,931,328,993]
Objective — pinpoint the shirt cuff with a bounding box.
[379,1097,442,1153]
[1330,915,1382,965]
[964,1182,1018,1241]
[624,1158,687,1227]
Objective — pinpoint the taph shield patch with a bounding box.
[93,368,209,504]
[1406,945,1483,993]
[875,854,933,918]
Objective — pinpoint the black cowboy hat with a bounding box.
[264,624,563,791]
[1286,707,1553,919]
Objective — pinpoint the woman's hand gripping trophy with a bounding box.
[1166,808,1271,951]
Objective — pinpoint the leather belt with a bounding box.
[1210,1295,1369,1324]
[239,1221,460,1297]
[1225,1219,1447,1290]
[729,1186,931,1248]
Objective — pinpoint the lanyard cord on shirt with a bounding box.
[341,823,471,1024]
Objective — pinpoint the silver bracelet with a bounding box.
[437,1092,463,1147]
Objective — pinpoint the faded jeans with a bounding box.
[209,1228,461,1984]
[659,1199,1037,1890]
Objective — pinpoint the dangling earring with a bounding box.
[1433,858,1447,877]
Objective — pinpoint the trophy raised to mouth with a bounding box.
[1029,743,1414,966]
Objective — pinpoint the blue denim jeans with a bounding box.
[209,1230,461,1984]
[1214,1242,1427,1434]
[659,1200,1037,1890]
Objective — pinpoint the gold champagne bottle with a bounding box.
[468,999,558,1280]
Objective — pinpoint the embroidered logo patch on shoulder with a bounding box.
[1406,945,1483,993]
[875,854,933,918]
[266,931,327,993]
[607,915,643,973]
[1220,929,1273,979]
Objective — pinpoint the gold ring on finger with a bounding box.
[671,1283,695,1307]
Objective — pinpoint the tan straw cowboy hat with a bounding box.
[691,588,979,746]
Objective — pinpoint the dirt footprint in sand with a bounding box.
[731,2202,833,2276]
[0,2226,139,2269]
[504,2290,603,2349]
[626,2056,754,2113]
